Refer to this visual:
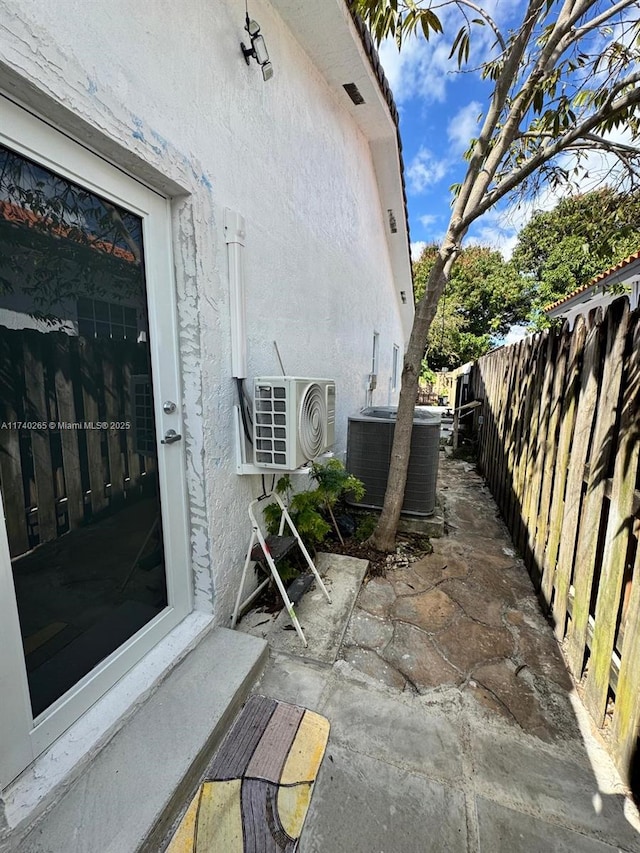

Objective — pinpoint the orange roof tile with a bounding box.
[544,249,640,312]
[0,199,137,264]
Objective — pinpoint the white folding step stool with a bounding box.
[231,492,332,647]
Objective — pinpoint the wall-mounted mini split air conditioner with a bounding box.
[253,377,336,470]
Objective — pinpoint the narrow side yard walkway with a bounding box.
[252,456,640,852]
[342,458,576,738]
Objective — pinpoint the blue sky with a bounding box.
[376,0,531,261]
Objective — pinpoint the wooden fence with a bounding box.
[470,297,640,783]
[0,328,156,557]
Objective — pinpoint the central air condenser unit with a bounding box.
[347,407,441,516]
[253,377,336,470]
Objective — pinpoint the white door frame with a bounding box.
[0,96,192,785]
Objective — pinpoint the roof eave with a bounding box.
[544,252,640,314]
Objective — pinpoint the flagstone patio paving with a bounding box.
[247,454,640,852]
[339,457,578,743]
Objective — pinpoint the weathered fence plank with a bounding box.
[507,337,532,534]
[583,316,640,725]
[566,300,629,676]
[535,329,569,595]
[611,536,640,782]
[480,355,501,508]
[513,338,534,551]
[471,300,639,783]
[520,332,551,579]
[501,349,520,514]
[540,318,586,613]
[490,350,511,514]
[553,314,602,642]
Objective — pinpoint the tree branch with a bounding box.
[453,0,507,52]
[459,78,640,229]
[456,0,586,225]
[582,132,640,156]
[451,0,546,231]
[460,8,640,224]
[570,0,638,45]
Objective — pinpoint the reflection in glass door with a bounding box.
[0,143,168,717]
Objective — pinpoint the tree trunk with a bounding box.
[367,248,453,551]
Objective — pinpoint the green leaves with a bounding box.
[414,244,530,370]
[351,0,444,48]
[311,457,365,505]
[449,26,471,67]
[265,460,365,548]
[511,188,640,326]
[420,8,443,40]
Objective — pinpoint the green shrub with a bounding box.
[263,459,364,550]
[354,513,377,542]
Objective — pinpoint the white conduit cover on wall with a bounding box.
[225,208,248,379]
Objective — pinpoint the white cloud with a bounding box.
[447,101,482,155]
[465,228,514,259]
[499,233,519,260]
[410,241,428,262]
[378,1,521,108]
[378,34,451,106]
[407,146,449,194]
[418,214,445,246]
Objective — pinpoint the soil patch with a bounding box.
[322,532,433,578]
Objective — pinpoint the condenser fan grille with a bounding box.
[298,383,326,460]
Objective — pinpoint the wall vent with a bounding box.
[343,83,365,105]
[387,209,397,233]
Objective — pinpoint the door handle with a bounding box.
[161,429,182,445]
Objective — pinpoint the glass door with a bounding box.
[0,97,191,785]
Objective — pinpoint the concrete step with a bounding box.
[9,626,267,853]
[238,552,368,664]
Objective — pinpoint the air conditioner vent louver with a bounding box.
[253,377,336,470]
[346,407,440,516]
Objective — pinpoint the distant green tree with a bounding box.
[414,244,529,370]
[512,188,640,323]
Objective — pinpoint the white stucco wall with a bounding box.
[0,0,408,627]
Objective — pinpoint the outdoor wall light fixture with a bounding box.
[241,14,274,81]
